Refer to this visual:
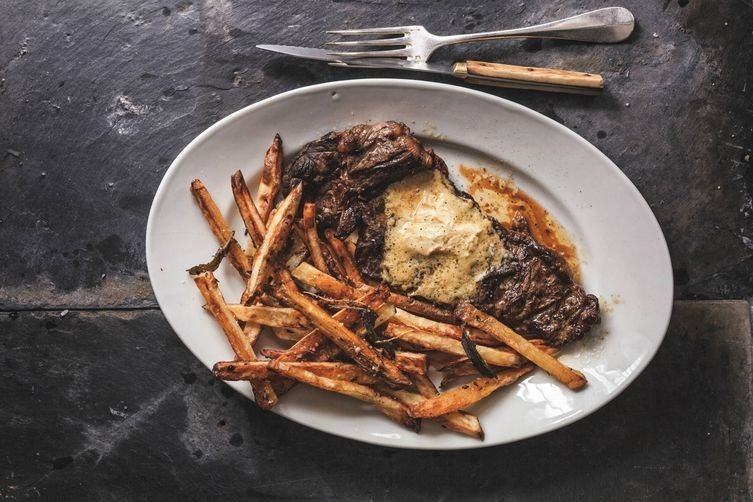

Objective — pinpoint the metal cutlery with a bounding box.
[325,7,634,63]
[256,45,604,95]
[258,7,635,94]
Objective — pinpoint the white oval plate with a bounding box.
[146,79,673,450]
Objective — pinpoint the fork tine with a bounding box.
[327,48,410,58]
[326,27,409,36]
[324,37,408,47]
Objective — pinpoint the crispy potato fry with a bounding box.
[386,292,455,324]
[269,360,420,431]
[264,348,424,376]
[243,322,263,347]
[214,360,380,385]
[393,351,427,376]
[393,308,501,346]
[231,170,267,247]
[455,302,586,390]
[384,374,483,439]
[410,365,534,418]
[280,281,411,388]
[271,327,307,342]
[257,133,282,223]
[227,305,312,330]
[344,231,358,257]
[192,271,277,408]
[321,241,349,282]
[301,203,329,273]
[190,179,251,276]
[385,323,522,368]
[324,229,365,286]
[291,262,357,299]
[242,183,303,302]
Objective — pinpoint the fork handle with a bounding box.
[453,61,604,95]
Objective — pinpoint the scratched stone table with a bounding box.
[1,1,752,500]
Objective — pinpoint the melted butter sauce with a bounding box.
[459,165,580,277]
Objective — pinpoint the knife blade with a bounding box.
[256,44,452,75]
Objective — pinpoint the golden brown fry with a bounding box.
[324,229,365,286]
[291,261,454,323]
[393,309,501,346]
[257,133,282,223]
[410,365,534,418]
[190,179,251,276]
[269,360,420,432]
[386,291,455,324]
[302,203,329,273]
[271,327,307,342]
[242,183,303,303]
[243,322,263,347]
[385,323,523,368]
[291,262,357,300]
[192,271,277,408]
[279,281,411,388]
[231,170,267,247]
[214,360,380,385]
[344,231,358,257]
[384,374,484,439]
[226,305,312,330]
[264,347,425,376]
[455,302,586,390]
[393,351,428,376]
[321,241,349,282]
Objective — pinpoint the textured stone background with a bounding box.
[1,0,752,500]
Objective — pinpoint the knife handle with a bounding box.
[452,60,604,95]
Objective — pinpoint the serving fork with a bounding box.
[323,7,634,93]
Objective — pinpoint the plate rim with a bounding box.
[145,78,674,450]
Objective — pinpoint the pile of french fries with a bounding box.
[189,134,587,440]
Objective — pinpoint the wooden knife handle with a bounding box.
[453,60,604,94]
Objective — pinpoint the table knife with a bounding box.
[257,44,604,95]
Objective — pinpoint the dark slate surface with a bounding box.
[1,0,752,308]
[1,301,751,500]
[2,1,753,500]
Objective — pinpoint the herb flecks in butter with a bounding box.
[381,170,506,304]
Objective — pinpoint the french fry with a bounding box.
[257,133,282,223]
[192,271,277,408]
[385,291,455,324]
[269,360,420,431]
[226,305,312,330]
[384,374,484,439]
[242,183,303,302]
[279,281,412,388]
[324,229,365,286]
[385,323,523,368]
[455,302,586,390]
[265,346,424,376]
[291,262,357,299]
[291,261,454,323]
[321,241,349,282]
[275,289,383,363]
[393,308,501,346]
[190,179,251,276]
[344,231,358,257]
[271,327,307,342]
[231,170,267,247]
[214,360,380,385]
[410,365,534,418]
[393,351,427,376]
[243,323,263,347]
[302,203,329,273]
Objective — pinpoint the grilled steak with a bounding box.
[282,122,600,346]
